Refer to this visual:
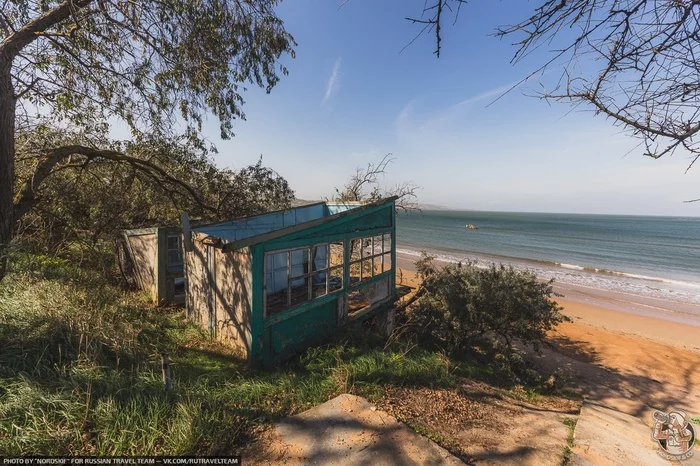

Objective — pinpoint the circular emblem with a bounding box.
[652,410,696,460]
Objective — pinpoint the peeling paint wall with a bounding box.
[359,276,390,305]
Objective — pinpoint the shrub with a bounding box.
[408,253,570,354]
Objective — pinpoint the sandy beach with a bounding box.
[396,251,700,415]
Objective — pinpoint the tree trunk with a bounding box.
[0,59,16,281]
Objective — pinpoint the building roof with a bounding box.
[193,197,397,251]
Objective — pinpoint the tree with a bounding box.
[410,1,700,187]
[333,153,419,211]
[0,0,295,279]
[14,127,294,257]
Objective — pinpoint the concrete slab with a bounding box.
[250,394,465,465]
[572,401,699,465]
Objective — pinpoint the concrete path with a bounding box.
[248,394,465,465]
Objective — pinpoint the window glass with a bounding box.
[383,233,392,253]
[166,235,182,265]
[312,245,328,271]
[372,235,384,256]
[265,253,289,316]
[167,235,179,249]
[382,252,392,273]
[290,248,309,277]
[167,251,181,265]
[360,237,373,259]
[361,258,373,280]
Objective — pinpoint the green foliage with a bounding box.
[0,257,458,455]
[14,129,294,256]
[6,0,295,141]
[561,417,578,465]
[409,252,571,353]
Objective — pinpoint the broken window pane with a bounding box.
[329,266,343,292]
[312,271,327,298]
[330,242,344,267]
[360,237,373,259]
[349,238,363,262]
[290,276,310,307]
[350,262,361,285]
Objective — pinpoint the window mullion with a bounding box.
[307,247,312,301]
[287,251,291,307]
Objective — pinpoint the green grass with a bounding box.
[561,417,578,466]
[0,254,460,455]
[0,251,573,456]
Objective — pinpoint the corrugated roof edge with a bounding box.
[194,197,398,252]
[191,200,328,231]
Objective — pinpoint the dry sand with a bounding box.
[395,252,700,416]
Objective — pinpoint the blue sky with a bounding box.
[199,0,700,216]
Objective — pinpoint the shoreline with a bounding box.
[396,242,700,308]
[396,252,700,353]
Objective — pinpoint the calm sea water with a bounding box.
[396,210,700,305]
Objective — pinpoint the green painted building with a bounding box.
[185,198,398,365]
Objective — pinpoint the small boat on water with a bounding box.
[466,224,478,230]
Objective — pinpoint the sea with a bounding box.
[396,210,700,306]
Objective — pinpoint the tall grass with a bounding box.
[0,253,457,455]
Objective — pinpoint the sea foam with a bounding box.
[396,247,700,306]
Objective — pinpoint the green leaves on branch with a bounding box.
[409,252,571,353]
[7,0,295,140]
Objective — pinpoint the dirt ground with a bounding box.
[244,263,700,464]
[396,261,700,417]
[379,381,579,465]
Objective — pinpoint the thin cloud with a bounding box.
[322,58,342,106]
[453,79,525,110]
[394,101,414,127]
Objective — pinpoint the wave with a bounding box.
[396,246,700,306]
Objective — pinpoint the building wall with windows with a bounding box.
[185,198,397,365]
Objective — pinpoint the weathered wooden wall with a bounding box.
[125,232,157,298]
[185,238,209,329]
[214,247,252,356]
[185,239,252,358]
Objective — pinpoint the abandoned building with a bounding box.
[121,226,185,304]
[185,198,398,365]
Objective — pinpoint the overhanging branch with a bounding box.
[13,144,207,221]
